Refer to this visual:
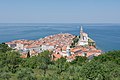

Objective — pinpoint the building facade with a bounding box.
[78,26,89,46]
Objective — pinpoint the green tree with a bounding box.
[71,56,87,66]
[70,36,79,48]
[55,57,70,74]
[17,68,36,80]
[0,73,11,80]
[0,51,21,73]
[80,50,120,80]
[0,43,12,53]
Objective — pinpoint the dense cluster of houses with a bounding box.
[6,33,74,58]
[6,27,102,61]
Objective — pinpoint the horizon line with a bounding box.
[0,22,120,24]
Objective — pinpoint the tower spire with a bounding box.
[80,26,83,40]
[80,26,83,33]
[78,26,89,46]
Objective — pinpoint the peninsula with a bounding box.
[6,26,102,61]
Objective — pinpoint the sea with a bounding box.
[0,23,120,52]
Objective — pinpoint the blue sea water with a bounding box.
[0,23,120,52]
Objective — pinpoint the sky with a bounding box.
[0,0,120,23]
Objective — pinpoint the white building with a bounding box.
[66,45,71,56]
[27,46,42,53]
[41,45,54,51]
[16,43,24,50]
[6,43,16,49]
[78,26,89,46]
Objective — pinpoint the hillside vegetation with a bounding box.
[0,43,120,80]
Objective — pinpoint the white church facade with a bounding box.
[78,26,89,46]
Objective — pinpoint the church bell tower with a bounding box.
[78,26,89,46]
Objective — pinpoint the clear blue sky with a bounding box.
[0,0,120,23]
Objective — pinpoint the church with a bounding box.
[78,26,89,46]
[78,26,95,46]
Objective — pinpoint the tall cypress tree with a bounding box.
[27,51,30,58]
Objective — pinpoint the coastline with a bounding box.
[6,27,102,61]
[0,23,120,51]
